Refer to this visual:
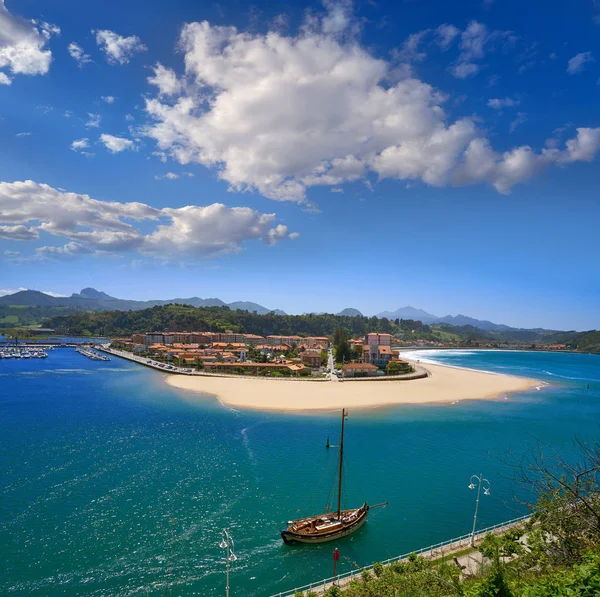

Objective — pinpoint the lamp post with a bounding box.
[468,473,490,547]
[219,529,237,597]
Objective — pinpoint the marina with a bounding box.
[0,347,49,359]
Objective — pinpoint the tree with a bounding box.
[506,436,600,566]
[194,357,203,371]
[386,360,412,375]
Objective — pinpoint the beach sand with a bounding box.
[165,361,540,411]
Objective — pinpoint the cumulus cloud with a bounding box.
[0,1,59,82]
[101,95,116,104]
[0,224,39,240]
[147,63,182,96]
[453,127,600,193]
[487,96,520,109]
[567,52,594,74]
[155,172,180,180]
[141,4,599,202]
[99,134,134,153]
[94,29,147,65]
[0,71,10,84]
[68,42,92,67]
[0,180,297,259]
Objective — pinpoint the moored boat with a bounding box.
[281,409,385,545]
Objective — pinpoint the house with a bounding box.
[304,336,330,348]
[301,349,322,369]
[342,363,379,378]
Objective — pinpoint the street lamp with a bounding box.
[468,473,490,547]
[219,529,237,597]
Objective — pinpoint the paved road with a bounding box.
[327,349,339,382]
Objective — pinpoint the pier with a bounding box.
[76,347,110,361]
[270,514,531,597]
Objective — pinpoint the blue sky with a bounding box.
[0,0,599,330]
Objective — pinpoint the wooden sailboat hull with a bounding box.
[281,505,368,545]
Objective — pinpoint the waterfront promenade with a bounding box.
[271,514,531,596]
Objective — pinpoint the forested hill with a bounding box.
[44,304,418,338]
[41,304,599,352]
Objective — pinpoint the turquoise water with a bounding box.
[1,349,599,596]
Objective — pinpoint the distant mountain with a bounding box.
[376,306,439,324]
[0,288,286,316]
[0,290,61,307]
[435,314,513,332]
[228,301,282,315]
[75,288,117,301]
[337,308,363,317]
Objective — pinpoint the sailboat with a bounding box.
[281,409,383,545]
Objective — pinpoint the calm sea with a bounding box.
[1,348,599,596]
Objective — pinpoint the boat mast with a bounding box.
[337,408,347,519]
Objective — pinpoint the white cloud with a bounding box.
[450,21,514,79]
[101,95,116,104]
[0,286,65,296]
[0,180,297,259]
[453,127,600,193]
[487,96,520,109]
[152,150,167,162]
[330,187,344,193]
[85,113,101,128]
[435,24,460,50]
[142,7,600,201]
[155,172,179,180]
[125,113,135,121]
[395,30,428,63]
[147,63,182,96]
[567,52,594,74]
[0,224,39,240]
[94,29,147,65]
[0,1,59,81]
[99,134,135,153]
[451,62,479,79]
[0,71,10,84]
[16,131,32,137]
[68,42,92,67]
[71,138,90,151]
[509,112,527,133]
[35,242,93,259]
[0,287,27,296]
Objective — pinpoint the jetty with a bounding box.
[270,514,531,596]
[76,347,110,361]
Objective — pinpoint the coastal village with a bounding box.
[110,330,415,378]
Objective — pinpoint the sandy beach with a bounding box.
[165,361,540,411]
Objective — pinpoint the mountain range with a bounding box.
[0,289,557,332]
[374,306,523,332]
[0,288,286,316]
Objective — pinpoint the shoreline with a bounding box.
[164,359,541,412]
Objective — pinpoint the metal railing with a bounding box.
[270,514,531,597]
